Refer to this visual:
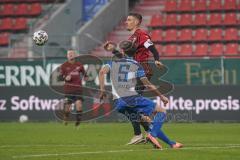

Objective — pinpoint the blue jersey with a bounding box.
[105,58,146,99]
[105,58,155,115]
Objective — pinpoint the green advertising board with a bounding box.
[0,57,239,86]
[162,58,239,85]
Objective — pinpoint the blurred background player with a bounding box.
[104,13,165,144]
[59,50,88,126]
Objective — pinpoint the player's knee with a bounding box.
[155,105,166,113]
[75,100,83,110]
[64,105,71,113]
[141,115,151,123]
[76,100,82,106]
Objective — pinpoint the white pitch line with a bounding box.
[12,149,140,159]
[12,145,240,159]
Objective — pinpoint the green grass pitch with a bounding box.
[0,122,240,160]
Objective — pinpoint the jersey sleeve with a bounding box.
[104,61,112,69]
[138,32,152,48]
[80,63,88,77]
[59,64,66,78]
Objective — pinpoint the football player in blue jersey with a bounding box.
[99,40,183,149]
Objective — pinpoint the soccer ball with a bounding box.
[33,30,48,46]
[19,115,29,123]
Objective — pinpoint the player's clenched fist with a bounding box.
[160,95,169,106]
[104,41,117,52]
[65,75,71,81]
[155,60,164,69]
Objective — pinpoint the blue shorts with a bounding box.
[114,95,155,116]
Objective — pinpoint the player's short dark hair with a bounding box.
[119,40,136,57]
[128,13,142,24]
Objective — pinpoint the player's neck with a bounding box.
[68,60,75,64]
[131,27,139,34]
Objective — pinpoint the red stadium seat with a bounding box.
[141,0,163,6]
[194,44,208,56]
[193,0,207,11]
[151,30,163,42]
[164,0,177,12]
[178,0,192,11]
[223,0,237,10]
[209,43,224,56]
[0,0,61,3]
[208,13,222,26]
[44,0,56,3]
[1,4,15,17]
[164,14,177,26]
[223,13,238,26]
[0,0,11,3]
[15,4,29,16]
[208,28,223,41]
[0,33,10,46]
[194,29,208,42]
[208,0,222,11]
[149,14,164,27]
[179,29,192,41]
[164,44,177,56]
[0,0,13,2]
[155,45,164,55]
[224,28,238,41]
[225,43,239,55]
[0,18,13,31]
[184,0,193,3]
[13,18,28,31]
[164,29,177,42]
[193,14,207,26]
[29,3,42,16]
[178,14,192,26]
[179,44,193,56]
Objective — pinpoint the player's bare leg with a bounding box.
[75,99,83,127]
[149,103,183,149]
[63,103,71,126]
[128,71,152,145]
[171,142,183,149]
[125,110,145,145]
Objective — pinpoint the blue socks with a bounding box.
[150,112,175,146]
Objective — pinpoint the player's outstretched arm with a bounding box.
[149,45,164,68]
[140,77,169,106]
[144,39,164,68]
[103,41,125,58]
[98,65,110,100]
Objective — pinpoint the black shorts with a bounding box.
[64,95,84,104]
[135,62,152,94]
